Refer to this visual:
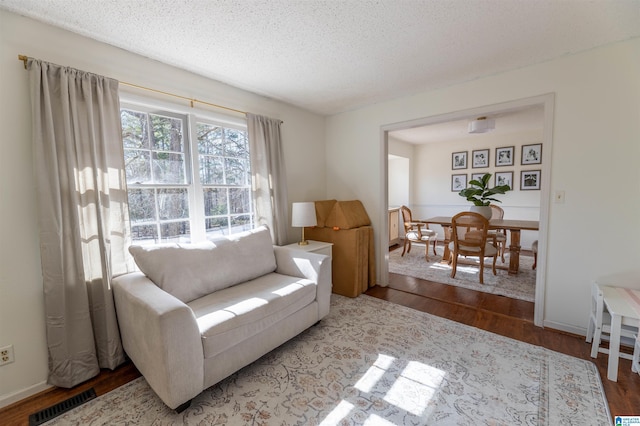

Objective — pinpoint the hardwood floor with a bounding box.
[2,270,638,424]
[0,362,141,425]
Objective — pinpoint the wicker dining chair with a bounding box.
[400,205,437,261]
[488,204,508,263]
[448,211,498,284]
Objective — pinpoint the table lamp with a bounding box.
[291,202,317,245]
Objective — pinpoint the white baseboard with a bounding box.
[542,320,585,337]
[542,320,637,348]
[0,381,51,409]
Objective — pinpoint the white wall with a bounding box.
[326,38,640,335]
[0,10,326,406]
[388,138,414,208]
[411,129,543,248]
[387,156,409,208]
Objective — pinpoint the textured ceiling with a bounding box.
[1,0,639,115]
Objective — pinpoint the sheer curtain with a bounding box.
[28,59,131,387]
[247,114,289,245]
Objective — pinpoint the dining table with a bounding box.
[421,216,540,275]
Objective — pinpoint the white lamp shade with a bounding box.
[291,202,317,227]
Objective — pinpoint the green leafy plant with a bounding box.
[458,173,510,206]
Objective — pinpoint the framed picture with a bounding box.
[452,151,467,170]
[521,143,542,165]
[521,170,541,190]
[472,149,489,168]
[495,146,514,167]
[495,171,513,189]
[451,174,467,192]
[471,173,485,183]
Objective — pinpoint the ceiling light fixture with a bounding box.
[468,116,495,134]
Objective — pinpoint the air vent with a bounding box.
[28,388,96,425]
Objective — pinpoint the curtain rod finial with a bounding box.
[18,54,28,69]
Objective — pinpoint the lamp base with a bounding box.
[298,228,309,246]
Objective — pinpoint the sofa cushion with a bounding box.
[188,272,317,358]
[128,226,276,303]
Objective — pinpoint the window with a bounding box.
[196,122,253,238]
[121,105,253,244]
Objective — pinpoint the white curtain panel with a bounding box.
[28,59,131,387]
[247,114,289,245]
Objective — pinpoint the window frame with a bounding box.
[120,93,252,244]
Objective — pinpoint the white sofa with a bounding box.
[113,226,332,411]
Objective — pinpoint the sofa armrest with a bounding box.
[273,246,332,318]
[112,272,203,409]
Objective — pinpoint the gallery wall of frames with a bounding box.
[451,143,542,192]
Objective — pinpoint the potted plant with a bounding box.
[458,173,510,218]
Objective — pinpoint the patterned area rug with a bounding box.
[45,295,611,425]
[389,245,536,302]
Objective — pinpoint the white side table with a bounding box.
[600,285,640,381]
[282,240,333,258]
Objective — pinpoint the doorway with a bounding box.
[380,94,554,326]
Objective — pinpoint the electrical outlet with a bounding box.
[0,345,15,366]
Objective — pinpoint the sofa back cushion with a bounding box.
[129,226,276,303]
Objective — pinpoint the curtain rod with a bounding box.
[18,54,247,116]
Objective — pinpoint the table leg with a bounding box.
[508,230,521,274]
[441,225,451,263]
[607,313,622,381]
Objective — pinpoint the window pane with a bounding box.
[229,188,250,214]
[124,150,151,183]
[127,188,155,223]
[203,188,228,216]
[231,215,252,233]
[121,110,148,149]
[205,217,229,237]
[224,128,248,158]
[225,157,249,185]
[199,155,224,185]
[160,221,190,243]
[153,152,186,184]
[197,123,223,155]
[150,114,183,152]
[157,189,189,220]
[131,224,158,244]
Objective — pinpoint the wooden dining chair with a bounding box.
[400,205,437,260]
[448,211,498,284]
[488,204,507,263]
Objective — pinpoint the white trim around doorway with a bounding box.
[379,93,555,327]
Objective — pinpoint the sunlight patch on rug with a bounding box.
[389,245,537,301]
[44,295,611,425]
